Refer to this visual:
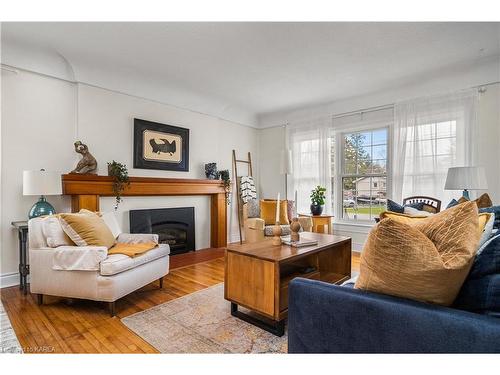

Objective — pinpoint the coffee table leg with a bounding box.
[230,302,285,337]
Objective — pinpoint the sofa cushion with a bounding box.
[355,201,481,306]
[100,244,170,276]
[59,211,116,249]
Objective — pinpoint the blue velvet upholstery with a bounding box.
[287,278,500,353]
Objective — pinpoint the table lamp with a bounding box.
[23,169,62,219]
[444,166,488,200]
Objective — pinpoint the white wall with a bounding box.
[1,70,259,281]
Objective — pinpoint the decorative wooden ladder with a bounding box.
[232,150,253,244]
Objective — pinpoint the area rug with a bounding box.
[0,301,23,353]
[121,283,287,353]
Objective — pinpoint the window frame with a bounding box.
[335,125,392,224]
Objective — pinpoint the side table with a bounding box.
[11,221,29,295]
[298,214,334,234]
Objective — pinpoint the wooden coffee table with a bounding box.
[224,232,351,336]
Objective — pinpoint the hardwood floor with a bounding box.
[1,248,360,354]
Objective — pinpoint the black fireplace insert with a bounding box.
[129,207,195,255]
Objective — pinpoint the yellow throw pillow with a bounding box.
[356,201,480,306]
[458,192,493,209]
[59,211,116,249]
[381,210,490,237]
[260,200,289,225]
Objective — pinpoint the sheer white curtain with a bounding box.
[392,89,478,204]
[288,115,332,215]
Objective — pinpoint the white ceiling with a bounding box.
[2,22,500,125]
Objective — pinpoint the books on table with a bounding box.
[281,235,318,247]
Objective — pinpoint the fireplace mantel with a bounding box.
[61,174,228,247]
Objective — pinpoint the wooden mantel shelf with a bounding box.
[61,174,228,247]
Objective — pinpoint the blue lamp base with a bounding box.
[29,196,56,219]
[462,189,470,200]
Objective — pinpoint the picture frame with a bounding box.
[133,118,190,172]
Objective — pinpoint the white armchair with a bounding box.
[28,213,170,316]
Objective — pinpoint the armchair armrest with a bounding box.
[246,217,265,230]
[288,278,500,353]
[117,233,159,244]
[51,246,108,271]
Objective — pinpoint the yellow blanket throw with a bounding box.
[108,242,157,258]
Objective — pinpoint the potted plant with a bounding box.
[310,185,326,215]
[107,161,130,210]
[218,169,231,205]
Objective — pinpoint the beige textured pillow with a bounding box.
[42,215,75,248]
[355,201,480,306]
[59,212,116,249]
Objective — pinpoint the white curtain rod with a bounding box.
[331,81,499,121]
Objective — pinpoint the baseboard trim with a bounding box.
[0,272,21,288]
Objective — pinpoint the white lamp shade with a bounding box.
[444,166,488,191]
[23,170,62,196]
[280,149,293,175]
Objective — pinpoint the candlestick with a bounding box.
[272,222,282,245]
[294,190,298,217]
[275,192,280,223]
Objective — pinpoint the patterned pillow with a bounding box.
[387,199,424,213]
[246,198,260,218]
[356,202,481,306]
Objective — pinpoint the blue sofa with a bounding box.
[287,278,500,353]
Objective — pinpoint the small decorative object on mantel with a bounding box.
[205,163,218,179]
[218,169,231,205]
[290,217,301,242]
[107,160,130,210]
[134,118,190,172]
[70,141,98,174]
[310,185,326,216]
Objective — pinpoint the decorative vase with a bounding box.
[205,163,218,179]
[310,204,324,216]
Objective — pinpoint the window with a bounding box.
[402,120,457,199]
[340,128,388,221]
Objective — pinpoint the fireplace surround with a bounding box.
[130,207,195,255]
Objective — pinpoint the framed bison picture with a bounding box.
[133,118,190,171]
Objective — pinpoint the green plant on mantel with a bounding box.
[218,169,231,205]
[107,161,130,210]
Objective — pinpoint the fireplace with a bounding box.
[129,207,195,255]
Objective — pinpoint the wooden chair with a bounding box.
[403,196,442,213]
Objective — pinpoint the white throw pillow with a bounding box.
[101,212,122,239]
[42,216,74,248]
[403,206,435,217]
